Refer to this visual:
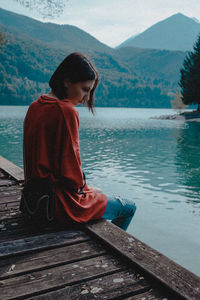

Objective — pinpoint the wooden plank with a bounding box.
[0,202,19,211]
[0,227,27,239]
[0,240,106,279]
[30,270,156,300]
[0,156,24,182]
[0,196,21,204]
[0,217,29,239]
[0,186,22,201]
[0,191,21,211]
[0,255,125,300]
[0,195,21,204]
[0,230,90,258]
[0,210,20,221]
[125,290,168,300]
[0,217,23,232]
[0,185,22,193]
[0,229,53,243]
[0,221,22,235]
[0,225,62,243]
[0,223,58,242]
[85,219,200,300]
[0,179,16,186]
[0,189,21,198]
[0,211,21,220]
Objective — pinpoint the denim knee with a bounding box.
[115,196,136,218]
[125,202,136,217]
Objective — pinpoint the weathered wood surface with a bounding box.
[0,240,106,279]
[0,186,22,202]
[0,254,125,300]
[0,155,24,182]
[0,159,200,299]
[0,182,22,224]
[85,219,200,300]
[30,271,157,300]
[0,178,17,186]
[0,230,90,258]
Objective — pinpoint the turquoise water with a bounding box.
[0,106,200,276]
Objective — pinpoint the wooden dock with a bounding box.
[0,155,200,300]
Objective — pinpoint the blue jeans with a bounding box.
[102,196,136,231]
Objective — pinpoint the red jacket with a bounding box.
[23,95,107,223]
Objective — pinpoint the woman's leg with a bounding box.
[102,196,136,231]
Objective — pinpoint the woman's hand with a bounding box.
[88,186,102,193]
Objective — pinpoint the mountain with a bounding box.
[0,7,112,53]
[118,13,200,51]
[0,8,188,108]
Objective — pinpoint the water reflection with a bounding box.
[79,109,179,201]
[0,106,28,167]
[175,122,200,206]
[78,108,200,216]
[0,118,24,167]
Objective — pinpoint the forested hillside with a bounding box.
[116,47,186,91]
[0,8,187,108]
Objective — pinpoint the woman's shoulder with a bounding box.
[57,100,79,123]
[58,99,76,109]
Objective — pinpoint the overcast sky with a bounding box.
[0,0,200,47]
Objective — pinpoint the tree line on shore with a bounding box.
[179,34,200,111]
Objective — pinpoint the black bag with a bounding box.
[20,178,55,228]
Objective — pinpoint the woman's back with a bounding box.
[23,94,108,224]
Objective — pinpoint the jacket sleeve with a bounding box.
[59,104,85,189]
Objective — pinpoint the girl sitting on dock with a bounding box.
[20,52,136,231]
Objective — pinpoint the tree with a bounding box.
[179,34,200,111]
[171,92,188,113]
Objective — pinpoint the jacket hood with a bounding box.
[37,95,70,104]
[38,95,57,104]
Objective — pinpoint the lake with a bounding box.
[0,105,200,276]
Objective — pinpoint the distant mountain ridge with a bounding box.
[0,7,111,53]
[118,13,200,51]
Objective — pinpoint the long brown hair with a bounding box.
[49,52,99,113]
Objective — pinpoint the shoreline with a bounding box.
[151,110,200,121]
